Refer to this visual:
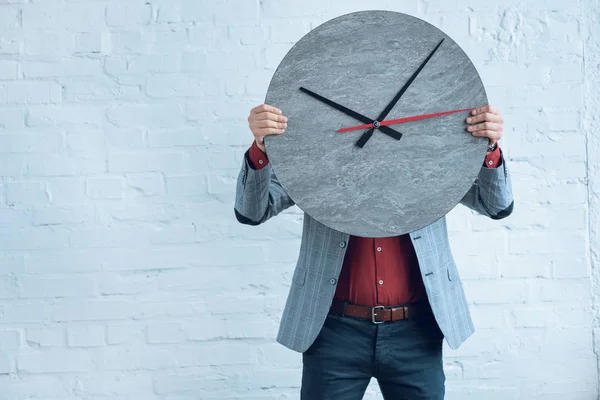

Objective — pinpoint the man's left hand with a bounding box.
[465,105,504,147]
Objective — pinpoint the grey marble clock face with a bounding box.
[264,10,488,237]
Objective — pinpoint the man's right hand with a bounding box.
[248,104,288,153]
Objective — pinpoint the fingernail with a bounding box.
[283,117,288,122]
[466,118,472,123]
[472,110,476,115]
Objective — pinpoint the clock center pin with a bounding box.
[373,121,381,128]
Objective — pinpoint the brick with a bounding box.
[536,279,591,302]
[64,78,141,101]
[187,21,227,52]
[463,280,526,304]
[108,152,184,174]
[268,20,311,44]
[0,132,62,153]
[470,305,511,329]
[147,322,185,344]
[25,250,104,273]
[0,6,19,28]
[22,3,59,29]
[0,229,68,250]
[1,302,51,323]
[26,105,103,127]
[0,107,25,129]
[98,271,159,296]
[0,34,21,54]
[179,0,218,22]
[0,352,13,374]
[105,128,145,150]
[110,30,151,55]
[146,75,208,98]
[106,3,152,27]
[73,372,154,396]
[152,29,188,53]
[33,205,93,226]
[106,323,145,345]
[0,252,25,274]
[0,154,25,175]
[149,225,196,244]
[74,32,108,54]
[60,2,107,31]
[0,208,30,228]
[552,254,588,278]
[230,24,266,45]
[546,109,581,131]
[498,254,551,279]
[126,173,165,196]
[0,61,18,80]
[156,2,183,23]
[1,81,62,104]
[51,299,139,322]
[24,154,76,177]
[259,0,327,18]
[18,349,93,373]
[0,330,20,350]
[509,231,586,255]
[22,57,101,78]
[68,227,149,249]
[152,367,222,394]
[47,178,85,205]
[206,172,237,195]
[507,203,585,232]
[67,325,105,347]
[166,175,206,196]
[0,273,19,299]
[86,177,125,199]
[106,104,184,129]
[0,375,72,398]
[20,275,96,298]
[4,181,47,206]
[24,30,73,56]
[511,307,552,328]
[106,54,182,75]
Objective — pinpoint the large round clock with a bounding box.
[264,10,488,238]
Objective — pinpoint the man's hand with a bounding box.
[248,104,288,152]
[465,105,503,149]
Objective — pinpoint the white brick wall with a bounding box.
[0,0,597,399]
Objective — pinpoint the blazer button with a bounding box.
[330,278,337,285]
[340,241,346,248]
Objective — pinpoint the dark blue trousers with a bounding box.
[301,303,445,399]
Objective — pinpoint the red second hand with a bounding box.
[337,108,476,133]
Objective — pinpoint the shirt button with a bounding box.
[340,241,346,248]
[259,159,264,165]
[330,278,337,285]
[488,160,493,165]
[379,280,384,285]
[377,247,382,252]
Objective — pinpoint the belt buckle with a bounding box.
[372,305,385,324]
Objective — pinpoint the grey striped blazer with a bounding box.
[234,150,513,353]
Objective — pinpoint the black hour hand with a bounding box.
[299,87,402,140]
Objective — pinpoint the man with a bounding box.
[234,103,513,399]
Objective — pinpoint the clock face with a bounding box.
[264,10,488,237]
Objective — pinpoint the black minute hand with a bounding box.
[355,38,445,148]
[299,87,403,140]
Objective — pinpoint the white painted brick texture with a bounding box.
[0,0,597,399]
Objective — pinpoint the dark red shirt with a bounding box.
[247,140,502,307]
